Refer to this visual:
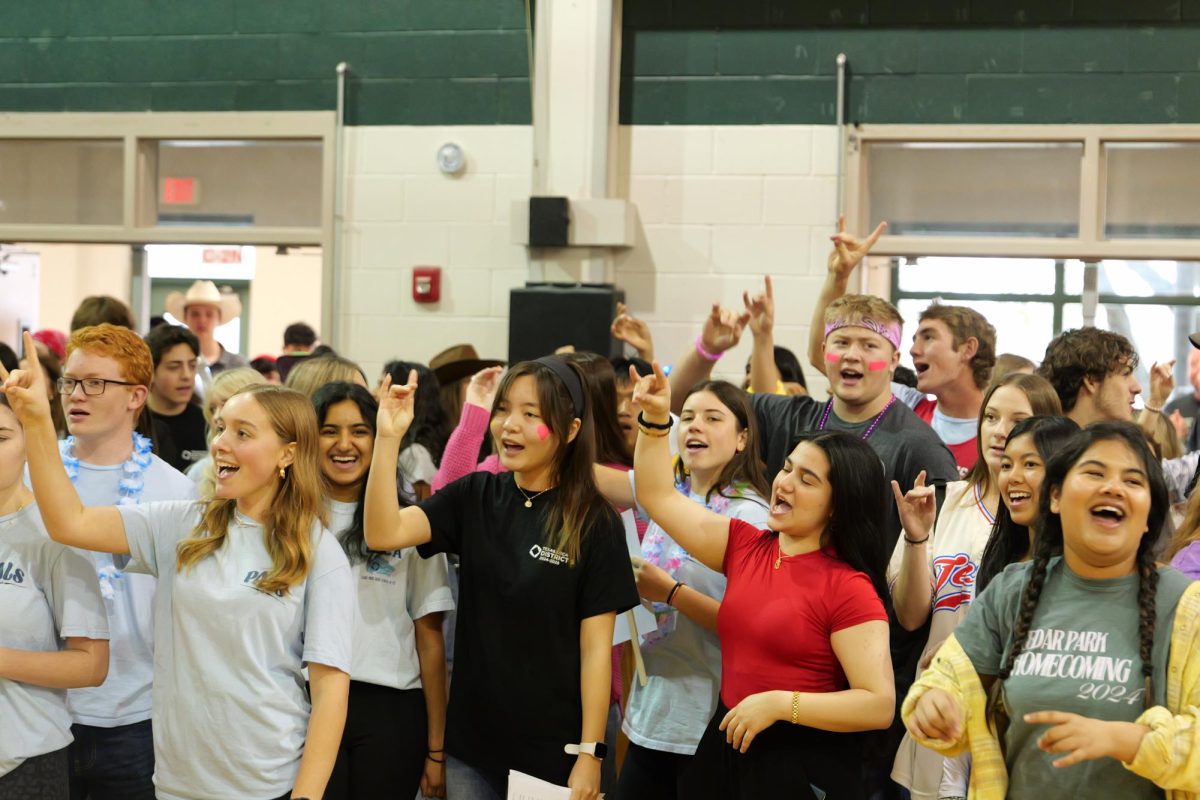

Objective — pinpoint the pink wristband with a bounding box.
[694,334,723,362]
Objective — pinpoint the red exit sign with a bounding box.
[162,177,198,205]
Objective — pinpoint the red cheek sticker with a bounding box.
[825,352,842,363]
[867,360,889,371]
[536,424,551,440]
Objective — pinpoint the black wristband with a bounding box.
[666,581,684,605]
[637,411,671,430]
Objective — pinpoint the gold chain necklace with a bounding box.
[514,479,552,509]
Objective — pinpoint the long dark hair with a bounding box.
[977,415,1079,594]
[674,380,770,504]
[382,360,450,468]
[563,351,631,467]
[986,422,1167,737]
[492,359,613,564]
[788,431,890,607]
[312,381,380,564]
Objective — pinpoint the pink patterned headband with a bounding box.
[824,317,902,351]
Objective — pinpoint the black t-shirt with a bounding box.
[751,392,958,546]
[417,471,639,784]
[151,403,208,472]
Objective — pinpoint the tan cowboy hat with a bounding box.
[430,343,504,386]
[164,280,242,323]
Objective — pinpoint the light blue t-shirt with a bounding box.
[622,473,769,755]
[119,501,355,800]
[62,452,197,728]
[0,504,109,777]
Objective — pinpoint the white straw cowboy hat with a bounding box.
[165,280,242,323]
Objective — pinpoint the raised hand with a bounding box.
[611,302,655,360]
[375,369,418,441]
[906,687,963,743]
[1147,359,1175,409]
[891,471,936,543]
[827,215,888,284]
[0,331,54,428]
[630,360,671,421]
[743,276,775,339]
[699,303,750,356]
[464,365,504,410]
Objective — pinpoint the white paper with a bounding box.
[506,769,605,800]
[613,510,657,646]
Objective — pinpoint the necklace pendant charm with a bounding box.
[524,499,533,508]
[774,555,781,569]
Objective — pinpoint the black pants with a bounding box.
[680,703,866,800]
[324,681,428,800]
[0,746,69,800]
[613,741,691,800]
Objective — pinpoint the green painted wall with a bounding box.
[1,1,1199,124]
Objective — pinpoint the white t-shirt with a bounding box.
[0,504,109,777]
[328,500,454,690]
[622,473,769,755]
[118,500,354,800]
[62,452,197,728]
[893,383,976,446]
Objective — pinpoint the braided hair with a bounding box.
[985,421,1168,740]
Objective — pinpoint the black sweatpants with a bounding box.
[613,741,691,800]
[0,746,69,800]
[323,680,429,800]
[680,703,866,800]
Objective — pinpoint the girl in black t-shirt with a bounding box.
[364,357,638,800]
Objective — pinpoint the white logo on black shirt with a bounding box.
[528,544,569,566]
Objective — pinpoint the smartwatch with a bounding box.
[564,741,609,759]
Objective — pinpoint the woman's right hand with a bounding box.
[464,365,503,410]
[906,687,963,743]
[891,471,935,542]
[0,331,54,428]
[630,360,671,422]
[376,369,417,441]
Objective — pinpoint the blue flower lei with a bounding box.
[61,432,152,598]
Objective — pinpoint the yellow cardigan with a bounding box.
[900,580,1200,800]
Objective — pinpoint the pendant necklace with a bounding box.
[817,394,897,440]
[514,478,551,508]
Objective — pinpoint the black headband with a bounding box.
[534,356,586,420]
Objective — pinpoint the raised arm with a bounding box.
[611,302,655,361]
[431,366,504,492]
[668,303,750,415]
[745,276,781,394]
[594,464,636,509]
[633,362,734,572]
[1,331,128,554]
[365,371,433,551]
[1139,360,1174,438]
[807,217,888,371]
[890,471,937,631]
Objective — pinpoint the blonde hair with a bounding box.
[284,356,367,399]
[1167,482,1200,562]
[175,386,327,594]
[1148,412,1184,461]
[824,294,903,331]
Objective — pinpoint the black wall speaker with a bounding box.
[508,283,626,364]
[528,196,570,247]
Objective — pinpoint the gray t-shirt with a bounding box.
[0,504,109,777]
[119,501,355,800]
[956,557,1191,799]
[63,452,197,728]
[328,500,454,691]
[622,474,768,755]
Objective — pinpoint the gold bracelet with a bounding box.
[791,691,799,725]
[638,425,670,438]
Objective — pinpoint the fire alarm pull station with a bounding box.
[412,267,441,303]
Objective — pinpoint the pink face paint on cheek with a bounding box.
[536,424,551,440]
[867,360,889,371]
[825,352,842,364]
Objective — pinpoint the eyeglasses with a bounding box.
[57,377,138,397]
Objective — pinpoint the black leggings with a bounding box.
[680,703,866,800]
[323,681,428,800]
[613,741,691,800]
[0,746,69,800]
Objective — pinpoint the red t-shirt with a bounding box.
[914,396,978,473]
[717,519,888,708]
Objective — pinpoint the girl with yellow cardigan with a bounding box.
[903,421,1200,799]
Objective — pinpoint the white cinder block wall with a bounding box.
[343,125,840,397]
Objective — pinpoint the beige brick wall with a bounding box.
[343,124,840,395]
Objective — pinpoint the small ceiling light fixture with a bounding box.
[437,142,466,176]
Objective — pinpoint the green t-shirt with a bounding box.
[955,557,1191,799]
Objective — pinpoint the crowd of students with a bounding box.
[2,221,1200,800]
